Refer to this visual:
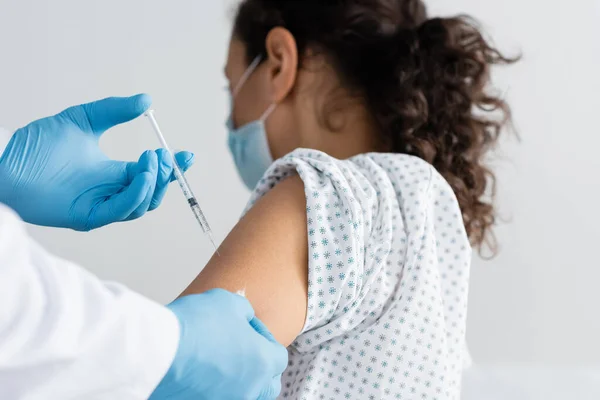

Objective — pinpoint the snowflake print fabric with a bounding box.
[245,149,472,400]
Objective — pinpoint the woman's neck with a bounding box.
[299,100,381,160]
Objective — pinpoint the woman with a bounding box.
[182,0,516,398]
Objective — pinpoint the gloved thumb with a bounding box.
[88,171,154,230]
[80,94,152,135]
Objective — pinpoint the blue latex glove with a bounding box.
[150,289,288,400]
[0,95,194,230]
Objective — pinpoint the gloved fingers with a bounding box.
[169,150,195,182]
[233,292,256,322]
[256,375,282,400]
[148,148,173,212]
[250,317,278,343]
[251,318,289,373]
[269,342,289,376]
[91,171,154,229]
[149,150,195,211]
[124,148,169,182]
[125,151,159,221]
[80,94,152,135]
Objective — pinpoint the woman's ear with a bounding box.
[264,27,298,103]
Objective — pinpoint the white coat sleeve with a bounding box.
[0,204,180,400]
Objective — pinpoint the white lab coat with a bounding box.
[0,127,180,399]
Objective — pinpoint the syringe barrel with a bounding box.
[144,109,214,236]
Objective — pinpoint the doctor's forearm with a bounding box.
[0,205,180,399]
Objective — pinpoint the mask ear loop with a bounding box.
[260,104,277,122]
[232,55,263,98]
[232,54,277,123]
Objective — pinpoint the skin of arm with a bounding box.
[180,175,309,346]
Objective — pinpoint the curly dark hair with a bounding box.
[234,0,518,254]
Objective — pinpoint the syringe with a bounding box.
[144,110,219,255]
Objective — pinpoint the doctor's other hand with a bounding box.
[150,289,288,400]
[0,95,194,230]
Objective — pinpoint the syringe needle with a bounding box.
[208,232,220,256]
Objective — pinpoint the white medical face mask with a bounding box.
[227,56,276,191]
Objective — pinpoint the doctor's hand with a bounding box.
[0,95,194,230]
[150,290,288,400]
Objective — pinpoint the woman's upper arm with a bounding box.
[180,175,308,346]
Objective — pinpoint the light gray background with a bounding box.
[1,0,598,365]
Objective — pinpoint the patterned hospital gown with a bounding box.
[246,149,472,400]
